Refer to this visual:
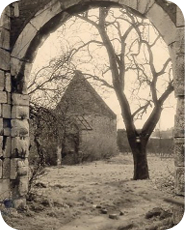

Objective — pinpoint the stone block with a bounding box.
[0,91,7,103]
[17,159,28,177]
[5,72,11,92]
[0,27,10,50]
[176,6,185,27]
[11,21,37,61]
[146,3,176,46]
[10,158,18,180]
[12,93,29,106]
[3,137,11,158]
[175,138,185,167]
[12,2,20,17]
[11,119,29,137]
[10,57,24,77]
[174,98,184,137]
[0,70,5,90]
[2,158,10,179]
[175,28,185,55]
[0,104,1,117]
[12,137,29,158]
[2,104,11,118]
[0,48,10,70]
[175,167,185,196]
[4,127,11,137]
[137,0,155,14]
[18,175,28,196]
[174,55,184,97]
[7,92,11,104]
[12,106,29,119]
[0,160,2,178]
[5,6,11,17]
[176,96,184,114]
[32,0,63,30]
[0,9,10,30]
[0,179,11,201]
[115,0,139,10]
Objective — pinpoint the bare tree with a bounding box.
[69,7,173,179]
[28,53,76,108]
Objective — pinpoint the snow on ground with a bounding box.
[3,154,180,230]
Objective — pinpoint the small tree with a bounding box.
[28,50,77,166]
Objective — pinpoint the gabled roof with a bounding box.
[57,70,116,119]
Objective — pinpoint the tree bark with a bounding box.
[129,138,149,180]
[115,85,150,180]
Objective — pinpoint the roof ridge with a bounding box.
[58,70,116,119]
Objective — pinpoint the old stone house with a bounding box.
[55,71,118,164]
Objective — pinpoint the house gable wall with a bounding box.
[57,73,117,163]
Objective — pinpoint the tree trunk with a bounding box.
[129,138,149,180]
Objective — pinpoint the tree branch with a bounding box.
[131,101,152,119]
[156,58,171,76]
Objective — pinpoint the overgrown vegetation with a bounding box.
[80,136,118,162]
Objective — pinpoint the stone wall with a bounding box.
[0,5,30,207]
[80,115,118,161]
[0,5,13,202]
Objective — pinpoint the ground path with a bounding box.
[3,154,177,230]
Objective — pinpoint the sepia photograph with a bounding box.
[0,0,184,229]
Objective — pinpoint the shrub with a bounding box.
[80,135,118,163]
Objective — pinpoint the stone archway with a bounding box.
[0,0,184,207]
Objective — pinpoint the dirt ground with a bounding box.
[2,154,183,230]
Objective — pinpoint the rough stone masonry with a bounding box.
[0,0,184,209]
[0,3,30,208]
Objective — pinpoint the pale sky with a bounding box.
[31,8,176,131]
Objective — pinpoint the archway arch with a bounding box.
[11,0,178,90]
[10,0,185,197]
[0,0,183,207]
